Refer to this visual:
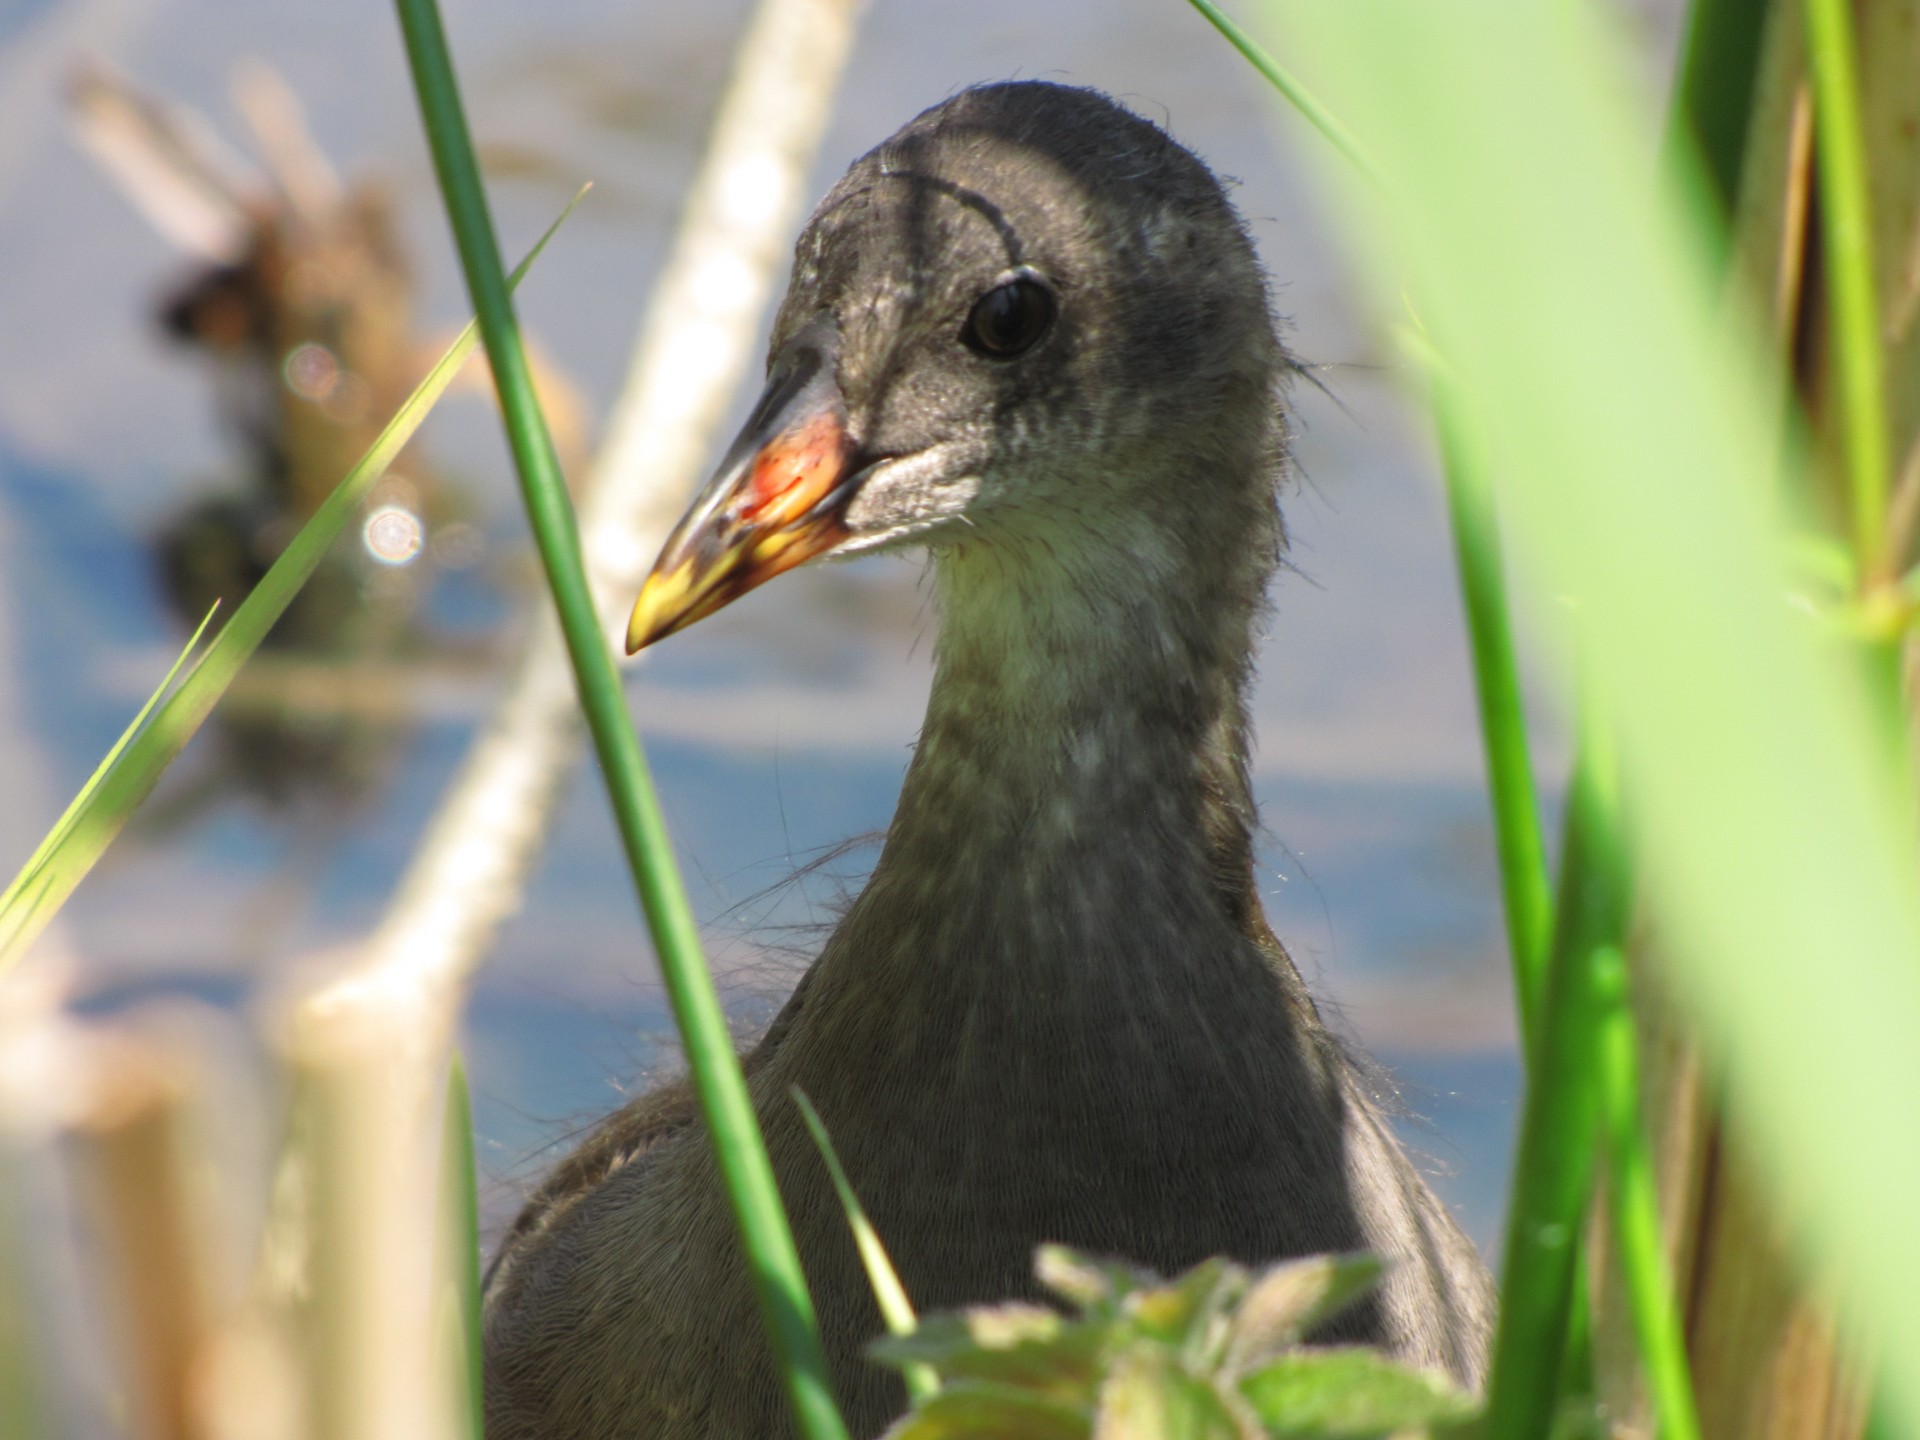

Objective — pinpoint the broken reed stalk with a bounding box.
[277,990,463,1440]
[68,1038,211,1440]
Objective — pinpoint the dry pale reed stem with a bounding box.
[277,991,460,1440]
[68,1039,211,1440]
[260,7,866,1436]
[352,0,867,1003]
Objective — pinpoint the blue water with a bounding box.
[0,15,1693,1395]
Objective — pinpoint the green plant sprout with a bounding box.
[875,1246,1473,1439]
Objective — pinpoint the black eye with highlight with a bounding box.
[961,276,1056,359]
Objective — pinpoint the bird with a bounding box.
[481,80,1495,1439]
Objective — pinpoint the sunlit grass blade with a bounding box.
[0,198,580,973]
[1408,332,1553,1046]
[440,1056,484,1440]
[791,1089,936,1404]
[1803,0,1892,577]
[0,604,216,953]
[1184,0,1370,175]
[1481,722,1629,1439]
[1255,1,1920,1430]
[1594,948,1702,1440]
[389,3,846,1436]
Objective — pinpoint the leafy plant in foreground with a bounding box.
[874,1247,1475,1440]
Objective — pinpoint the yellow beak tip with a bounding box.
[627,564,698,655]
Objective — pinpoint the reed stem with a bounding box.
[1481,719,1630,1439]
[1427,359,1554,1046]
[1803,0,1892,576]
[1594,950,1702,1440]
[389,3,846,1435]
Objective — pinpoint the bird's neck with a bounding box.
[869,506,1269,953]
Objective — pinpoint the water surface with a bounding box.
[0,1,1686,1353]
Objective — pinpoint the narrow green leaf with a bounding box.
[1184,0,1370,176]
[0,198,582,973]
[1593,948,1701,1440]
[1481,714,1628,1439]
[0,602,217,925]
[441,1056,484,1440]
[792,1088,935,1401]
[1803,0,1893,575]
[390,2,844,1435]
[1407,330,1553,1048]
[1666,0,1772,218]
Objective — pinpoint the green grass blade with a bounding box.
[1185,0,1371,175]
[441,1056,484,1440]
[389,4,846,1436]
[1412,335,1554,1046]
[1666,0,1772,217]
[1803,0,1892,574]
[1480,723,1629,1439]
[791,1089,936,1404]
[0,602,216,936]
[1594,947,1702,1440]
[0,204,577,972]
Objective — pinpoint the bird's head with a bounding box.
[627,81,1283,654]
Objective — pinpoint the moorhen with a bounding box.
[483,80,1495,1440]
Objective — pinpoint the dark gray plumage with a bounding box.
[482,81,1495,1439]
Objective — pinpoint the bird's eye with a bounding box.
[961,277,1056,358]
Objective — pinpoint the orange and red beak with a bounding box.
[627,325,862,653]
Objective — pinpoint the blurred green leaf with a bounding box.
[1223,1255,1384,1376]
[874,1307,1103,1402]
[881,1381,1090,1440]
[1251,0,1920,1428]
[1125,1258,1237,1354]
[878,1251,1423,1440]
[1097,1347,1255,1440]
[1240,1350,1476,1439]
[1035,1245,1151,1318]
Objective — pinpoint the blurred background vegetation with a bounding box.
[9,0,1917,1435]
